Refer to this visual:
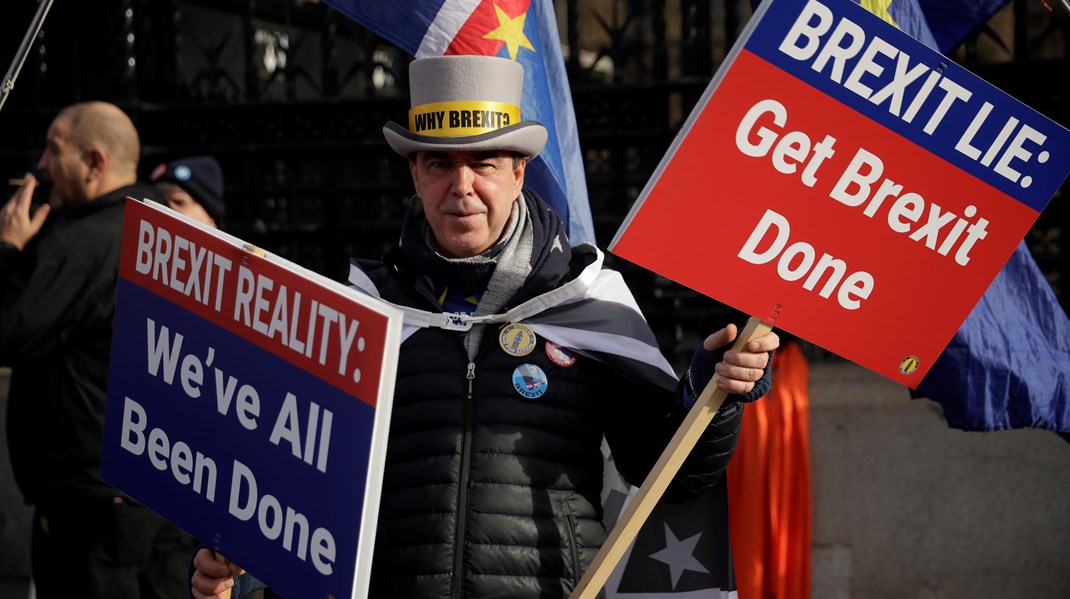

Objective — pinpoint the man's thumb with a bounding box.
[703,323,738,351]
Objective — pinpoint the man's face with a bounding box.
[164,187,217,228]
[37,116,91,206]
[410,150,525,258]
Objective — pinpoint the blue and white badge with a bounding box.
[512,364,549,399]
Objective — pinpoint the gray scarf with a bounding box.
[400,190,570,359]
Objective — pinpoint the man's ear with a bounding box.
[85,147,108,182]
[513,158,526,197]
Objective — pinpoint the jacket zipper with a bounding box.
[563,501,581,588]
[451,361,477,599]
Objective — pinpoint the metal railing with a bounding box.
[0,0,1066,364]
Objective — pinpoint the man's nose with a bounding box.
[449,165,475,195]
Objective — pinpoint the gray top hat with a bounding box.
[383,55,548,158]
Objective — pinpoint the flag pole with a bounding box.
[569,315,774,599]
[0,0,55,113]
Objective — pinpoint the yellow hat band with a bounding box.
[408,101,522,138]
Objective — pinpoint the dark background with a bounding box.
[0,0,1066,369]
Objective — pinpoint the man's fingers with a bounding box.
[704,324,779,353]
[745,331,780,353]
[11,174,37,210]
[723,346,772,370]
[29,203,51,230]
[190,569,234,598]
[697,326,777,395]
[212,549,245,577]
[1,174,46,250]
[716,361,763,383]
[191,548,237,599]
[716,376,755,395]
[193,548,234,577]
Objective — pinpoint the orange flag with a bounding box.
[727,341,811,599]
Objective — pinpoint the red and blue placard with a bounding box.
[102,199,402,598]
[610,0,1070,387]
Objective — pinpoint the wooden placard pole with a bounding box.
[569,315,774,599]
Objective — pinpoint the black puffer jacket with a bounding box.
[0,185,164,504]
[363,244,747,599]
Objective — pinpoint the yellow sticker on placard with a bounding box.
[899,355,920,375]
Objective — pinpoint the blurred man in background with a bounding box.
[0,101,194,598]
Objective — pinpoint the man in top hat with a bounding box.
[192,55,778,599]
[150,155,225,228]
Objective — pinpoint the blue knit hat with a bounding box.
[150,156,225,224]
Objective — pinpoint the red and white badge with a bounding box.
[545,340,578,368]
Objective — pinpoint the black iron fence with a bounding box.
[0,0,1066,365]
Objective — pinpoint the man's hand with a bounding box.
[1,174,50,250]
[191,547,245,599]
[688,323,780,400]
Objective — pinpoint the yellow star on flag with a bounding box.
[859,0,900,28]
[484,3,535,61]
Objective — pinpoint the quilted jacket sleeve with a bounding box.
[600,346,772,501]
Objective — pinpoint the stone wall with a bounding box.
[809,359,1070,599]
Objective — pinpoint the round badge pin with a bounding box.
[512,364,549,399]
[499,323,537,357]
[545,340,578,368]
[899,355,920,375]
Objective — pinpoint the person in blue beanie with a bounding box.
[150,155,225,229]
